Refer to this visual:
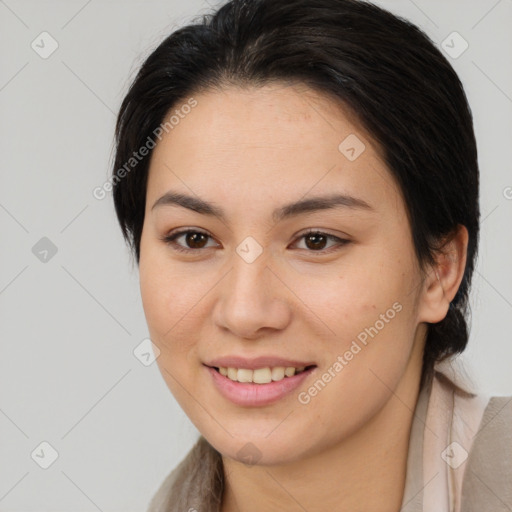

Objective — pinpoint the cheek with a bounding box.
[139,252,205,407]
[139,245,190,346]
[288,256,418,396]
[139,248,216,371]
[288,257,410,336]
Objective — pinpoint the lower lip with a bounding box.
[205,365,316,407]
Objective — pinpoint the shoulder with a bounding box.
[433,359,512,509]
[146,436,223,512]
[462,394,512,509]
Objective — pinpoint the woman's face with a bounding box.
[139,83,433,465]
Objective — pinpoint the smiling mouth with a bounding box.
[211,365,317,384]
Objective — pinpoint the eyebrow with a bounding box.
[151,191,374,223]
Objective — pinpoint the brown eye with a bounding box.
[184,232,208,249]
[293,230,350,253]
[162,229,218,253]
[304,233,329,251]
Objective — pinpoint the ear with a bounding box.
[417,224,469,324]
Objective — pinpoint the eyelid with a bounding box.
[160,227,220,252]
[161,227,350,254]
[291,228,350,252]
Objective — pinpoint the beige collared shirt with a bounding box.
[401,359,512,511]
[147,360,512,511]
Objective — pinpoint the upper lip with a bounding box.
[204,356,316,370]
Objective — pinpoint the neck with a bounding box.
[221,336,425,512]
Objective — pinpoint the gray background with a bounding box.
[0,0,511,510]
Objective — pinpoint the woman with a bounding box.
[111,0,511,510]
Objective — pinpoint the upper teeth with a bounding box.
[218,366,306,384]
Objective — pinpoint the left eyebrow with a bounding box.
[151,191,375,223]
[272,193,375,222]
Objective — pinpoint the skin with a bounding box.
[139,83,468,511]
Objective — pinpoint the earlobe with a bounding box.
[417,225,469,324]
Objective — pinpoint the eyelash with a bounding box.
[160,228,350,255]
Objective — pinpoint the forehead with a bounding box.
[146,84,401,218]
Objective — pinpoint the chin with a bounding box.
[194,420,314,467]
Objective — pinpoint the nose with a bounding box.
[212,253,292,339]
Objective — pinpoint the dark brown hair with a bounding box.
[112,0,480,390]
